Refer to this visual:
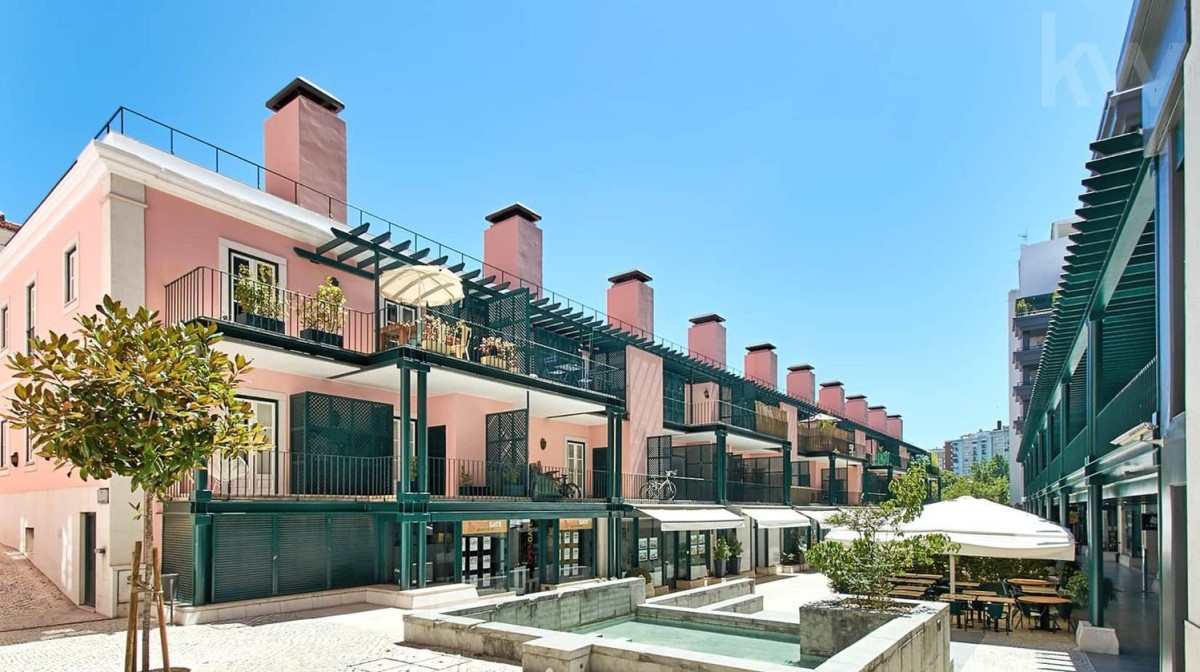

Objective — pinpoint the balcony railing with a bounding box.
[727,478,784,504]
[871,451,904,469]
[1095,358,1158,454]
[432,458,601,501]
[669,398,789,440]
[789,486,824,506]
[796,425,857,455]
[621,472,715,503]
[164,266,621,397]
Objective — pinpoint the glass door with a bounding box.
[565,440,585,492]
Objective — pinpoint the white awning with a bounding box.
[795,508,844,529]
[738,506,812,529]
[635,506,745,532]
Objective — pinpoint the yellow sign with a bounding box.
[559,518,594,531]
[463,519,508,535]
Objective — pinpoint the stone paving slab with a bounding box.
[0,545,108,633]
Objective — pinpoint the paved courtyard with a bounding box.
[0,568,1157,671]
[0,545,108,633]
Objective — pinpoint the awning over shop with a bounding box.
[635,506,745,532]
[737,506,812,529]
[795,508,844,530]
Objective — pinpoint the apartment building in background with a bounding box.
[1007,217,1076,502]
[945,422,1009,476]
[0,79,933,619]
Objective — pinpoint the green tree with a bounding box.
[941,454,1010,504]
[805,464,957,608]
[5,297,267,672]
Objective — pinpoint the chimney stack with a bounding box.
[264,77,348,222]
[846,394,868,423]
[483,203,544,296]
[786,364,815,402]
[688,314,726,368]
[867,405,887,431]
[886,414,903,439]
[744,343,778,389]
[607,269,654,339]
[818,381,845,415]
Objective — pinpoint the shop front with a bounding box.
[622,506,744,589]
[733,506,813,570]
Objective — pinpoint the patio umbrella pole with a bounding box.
[949,554,956,595]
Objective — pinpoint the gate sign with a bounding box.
[463,519,508,535]
[559,518,594,531]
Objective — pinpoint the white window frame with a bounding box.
[217,239,288,319]
[565,437,586,489]
[0,419,7,474]
[63,239,79,307]
[0,302,8,352]
[25,280,36,354]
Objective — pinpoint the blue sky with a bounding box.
[0,2,1131,449]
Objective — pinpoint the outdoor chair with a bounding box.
[949,600,973,629]
[979,581,1003,595]
[1014,599,1036,630]
[984,602,1009,634]
[1052,603,1075,633]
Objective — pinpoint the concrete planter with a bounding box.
[798,596,951,671]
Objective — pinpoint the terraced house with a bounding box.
[0,79,932,619]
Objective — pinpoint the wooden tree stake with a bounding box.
[125,541,142,672]
[153,548,171,671]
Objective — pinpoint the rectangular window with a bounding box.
[0,420,6,466]
[0,305,7,350]
[229,250,280,319]
[240,397,278,477]
[64,246,78,305]
[25,429,33,464]
[566,439,585,489]
[383,300,417,325]
[25,283,35,353]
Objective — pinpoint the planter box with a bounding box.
[687,564,708,581]
[300,328,344,348]
[481,355,517,372]
[423,339,466,359]
[236,313,284,334]
[726,558,742,575]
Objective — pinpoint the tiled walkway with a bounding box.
[1081,559,1159,672]
[0,544,107,634]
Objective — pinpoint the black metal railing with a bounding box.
[167,453,397,500]
[679,399,788,440]
[796,425,856,455]
[430,457,598,500]
[727,478,784,504]
[1095,358,1158,454]
[164,266,376,353]
[621,472,715,502]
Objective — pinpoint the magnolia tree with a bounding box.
[6,297,267,672]
[805,464,956,608]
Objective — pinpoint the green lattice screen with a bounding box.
[289,392,394,495]
[663,370,685,424]
[485,409,528,492]
[486,289,532,374]
[646,435,673,477]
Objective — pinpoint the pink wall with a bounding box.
[0,184,107,494]
[687,314,725,368]
[845,396,868,423]
[867,406,887,432]
[264,94,348,223]
[818,382,845,415]
[780,402,799,457]
[143,188,376,319]
[886,415,903,439]
[483,205,543,296]
[624,345,663,476]
[606,271,653,339]
[743,344,777,389]
[786,365,815,403]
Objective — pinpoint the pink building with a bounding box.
[0,80,927,615]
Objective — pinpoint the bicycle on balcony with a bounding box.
[551,471,582,499]
[639,470,677,502]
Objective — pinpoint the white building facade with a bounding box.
[946,422,1010,476]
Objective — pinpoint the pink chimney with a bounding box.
[846,394,868,423]
[483,203,543,296]
[818,381,845,415]
[867,405,887,431]
[264,77,348,222]
[607,269,654,339]
[744,343,778,389]
[886,414,903,439]
[786,364,815,403]
[688,314,726,368]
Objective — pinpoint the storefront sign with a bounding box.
[559,518,594,531]
[463,519,508,535]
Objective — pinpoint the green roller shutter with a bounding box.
[161,513,194,603]
[330,515,377,588]
[277,515,328,596]
[212,515,274,603]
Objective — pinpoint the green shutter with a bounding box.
[277,515,329,595]
[212,515,274,603]
[161,513,194,603]
[329,515,377,588]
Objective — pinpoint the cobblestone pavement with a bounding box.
[0,544,108,633]
[0,604,519,672]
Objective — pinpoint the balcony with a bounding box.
[1013,344,1043,366]
[871,450,904,469]
[164,266,621,398]
[620,471,716,503]
[796,424,857,456]
[1013,380,1035,401]
[663,398,789,440]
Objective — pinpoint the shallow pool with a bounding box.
[573,616,826,668]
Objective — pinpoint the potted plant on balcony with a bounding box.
[233,265,287,333]
[1015,298,1030,316]
[421,314,470,358]
[501,462,525,497]
[458,466,479,497]
[478,335,518,372]
[726,537,744,576]
[712,538,730,578]
[299,276,345,347]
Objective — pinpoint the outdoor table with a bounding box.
[963,590,997,596]
[953,581,980,589]
[900,573,942,580]
[891,577,936,585]
[1017,595,1071,631]
[942,593,1012,604]
[1020,585,1059,596]
[1008,577,1056,587]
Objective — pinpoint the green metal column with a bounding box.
[416,369,428,493]
[782,445,792,506]
[192,515,212,606]
[606,407,619,499]
[1085,318,1105,627]
[715,429,728,504]
[827,455,836,505]
[1059,490,1070,529]
[549,519,560,585]
[415,521,427,589]
[398,364,411,496]
[398,520,411,588]
[452,523,463,583]
[614,408,623,497]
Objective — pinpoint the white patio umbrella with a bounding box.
[379,266,464,307]
[824,496,1075,593]
[801,413,841,423]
